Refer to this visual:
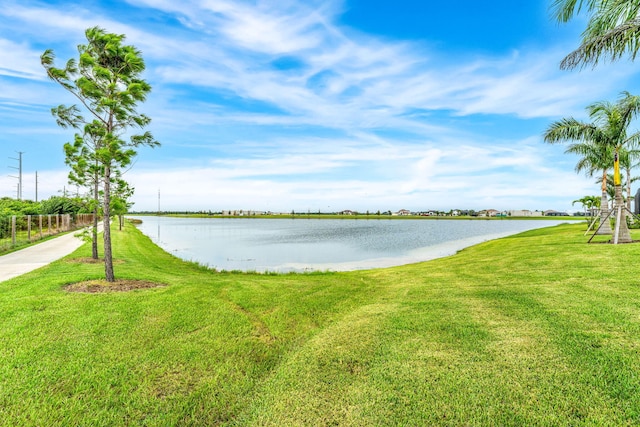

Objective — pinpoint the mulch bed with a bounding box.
[66,257,125,265]
[64,279,166,293]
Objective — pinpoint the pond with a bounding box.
[131,216,575,272]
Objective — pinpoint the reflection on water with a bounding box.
[131,216,574,272]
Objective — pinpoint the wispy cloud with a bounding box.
[125,135,591,212]
[0,0,636,210]
[4,0,629,123]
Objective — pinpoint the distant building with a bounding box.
[394,209,411,216]
[544,210,569,216]
[221,210,264,216]
[509,210,543,217]
[480,209,501,217]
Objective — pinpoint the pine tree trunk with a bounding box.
[92,209,99,260]
[92,179,99,260]
[103,164,115,282]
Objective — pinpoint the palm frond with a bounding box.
[561,17,640,69]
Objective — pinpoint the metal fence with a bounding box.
[0,214,95,252]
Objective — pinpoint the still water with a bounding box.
[132,216,573,272]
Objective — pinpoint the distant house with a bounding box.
[394,209,412,216]
[341,210,356,215]
[239,210,264,216]
[544,210,569,216]
[509,209,543,217]
[480,209,501,217]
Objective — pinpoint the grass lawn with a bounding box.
[1,221,639,425]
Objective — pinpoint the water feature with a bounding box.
[131,216,575,272]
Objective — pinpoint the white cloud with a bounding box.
[0,0,635,213]
[0,39,44,80]
[9,0,626,126]
[124,135,595,212]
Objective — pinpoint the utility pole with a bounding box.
[35,171,38,202]
[8,151,24,200]
[158,189,161,215]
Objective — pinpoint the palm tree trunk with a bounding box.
[597,170,613,235]
[614,184,632,243]
[625,165,633,219]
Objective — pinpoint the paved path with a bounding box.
[0,231,86,283]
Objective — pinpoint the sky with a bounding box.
[1,0,640,213]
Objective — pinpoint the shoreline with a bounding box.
[262,231,534,273]
[130,216,576,273]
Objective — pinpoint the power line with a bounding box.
[8,151,24,200]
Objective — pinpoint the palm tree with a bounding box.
[552,0,640,69]
[567,139,614,233]
[619,147,640,214]
[605,173,618,208]
[544,92,640,242]
[545,122,614,235]
[572,194,600,216]
[604,167,640,218]
[594,94,640,243]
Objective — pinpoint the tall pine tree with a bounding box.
[42,26,159,281]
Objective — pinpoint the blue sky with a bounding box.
[1,0,639,213]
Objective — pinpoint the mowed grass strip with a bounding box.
[1,221,640,425]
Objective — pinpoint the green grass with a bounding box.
[1,221,639,425]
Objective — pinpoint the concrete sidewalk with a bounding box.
[0,231,86,283]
